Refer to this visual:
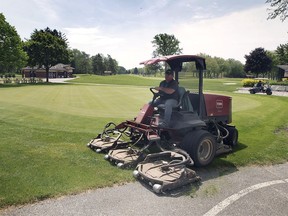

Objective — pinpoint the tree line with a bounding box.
[70,49,125,75]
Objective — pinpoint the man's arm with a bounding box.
[154,86,175,94]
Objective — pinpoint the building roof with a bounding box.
[22,64,74,71]
[277,65,288,71]
[50,63,74,70]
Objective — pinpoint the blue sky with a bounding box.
[1,0,287,69]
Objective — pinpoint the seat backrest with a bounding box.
[178,87,186,102]
[189,93,199,114]
[157,87,194,112]
[177,87,194,112]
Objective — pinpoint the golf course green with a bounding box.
[0,75,287,208]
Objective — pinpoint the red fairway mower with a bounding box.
[87,55,238,193]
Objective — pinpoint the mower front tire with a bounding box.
[180,130,216,167]
[266,89,272,95]
[224,126,238,147]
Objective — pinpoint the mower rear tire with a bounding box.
[180,130,216,167]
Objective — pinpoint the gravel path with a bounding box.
[1,163,288,216]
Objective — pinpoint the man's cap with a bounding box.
[165,69,173,75]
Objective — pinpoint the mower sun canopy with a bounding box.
[140,55,206,72]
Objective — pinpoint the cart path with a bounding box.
[203,178,288,216]
[1,162,288,216]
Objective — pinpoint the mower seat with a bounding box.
[177,87,194,112]
[157,87,194,112]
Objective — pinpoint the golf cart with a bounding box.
[249,78,272,95]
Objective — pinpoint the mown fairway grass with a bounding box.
[0,75,287,208]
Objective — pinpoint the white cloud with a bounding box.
[32,0,59,21]
[7,2,284,69]
[63,5,287,69]
[174,5,287,62]
[64,27,124,57]
[137,0,169,17]
[63,26,159,69]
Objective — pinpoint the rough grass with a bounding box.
[0,77,287,208]
[213,93,288,166]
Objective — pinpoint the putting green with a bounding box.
[0,84,151,119]
[0,85,264,119]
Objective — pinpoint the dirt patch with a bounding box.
[274,126,288,134]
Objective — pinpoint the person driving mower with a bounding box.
[151,69,179,127]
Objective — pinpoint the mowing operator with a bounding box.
[152,69,179,127]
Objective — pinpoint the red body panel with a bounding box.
[135,104,154,124]
[204,94,232,122]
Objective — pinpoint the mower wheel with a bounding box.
[180,130,216,167]
[249,89,255,94]
[224,126,238,147]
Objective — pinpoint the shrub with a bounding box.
[241,79,257,87]
[270,80,288,86]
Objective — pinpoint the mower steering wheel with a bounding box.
[150,87,158,95]
[150,87,160,104]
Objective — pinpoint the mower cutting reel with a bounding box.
[87,122,127,153]
[105,147,145,168]
[105,131,160,168]
[133,149,200,194]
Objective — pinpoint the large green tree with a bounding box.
[275,43,288,64]
[0,13,27,73]
[266,0,288,21]
[199,54,220,78]
[226,59,245,78]
[273,44,288,80]
[70,49,91,74]
[91,53,118,75]
[215,57,230,78]
[117,66,127,74]
[92,53,105,75]
[105,54,118,74]
[244,47,272,77]
[152,33,183,57]
[24,27,70,82]
[267,50,280,79]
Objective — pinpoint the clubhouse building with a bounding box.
[22,64,74,78]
